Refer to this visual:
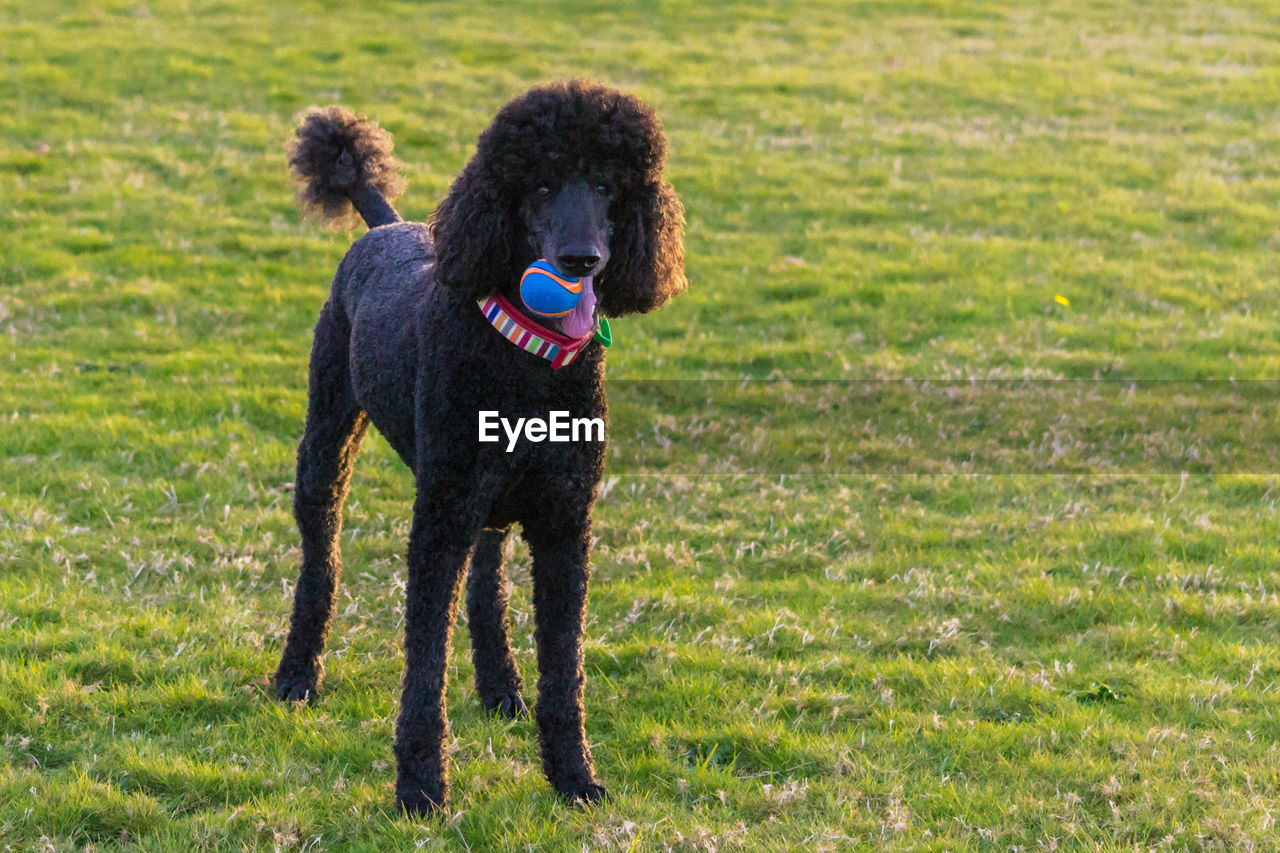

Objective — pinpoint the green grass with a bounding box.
[5,0,1280,849]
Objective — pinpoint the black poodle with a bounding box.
[272,80,686,816]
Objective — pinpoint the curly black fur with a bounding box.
[430,79,687,311]
[288,106,407,230]
[272,80,686,817]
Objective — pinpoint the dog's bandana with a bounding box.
[478,293,606,369]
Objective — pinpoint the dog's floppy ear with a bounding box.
[428,159,514,302]
[599,179,687,316]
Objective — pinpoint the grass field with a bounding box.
[5,0,1280,849]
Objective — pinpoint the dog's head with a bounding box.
[429,80,687,326]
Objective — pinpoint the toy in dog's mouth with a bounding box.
[520,260,598,338]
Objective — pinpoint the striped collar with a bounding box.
[478,293,595,369]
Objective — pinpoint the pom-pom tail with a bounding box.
[287,106,406,230]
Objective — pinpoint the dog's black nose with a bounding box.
[556,247,601,277]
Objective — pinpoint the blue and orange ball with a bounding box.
[520,260,583,318]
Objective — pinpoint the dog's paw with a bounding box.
[481,690,529,719]
[274,670,319,704]
[396,786,448,819]
[561,782,611,808]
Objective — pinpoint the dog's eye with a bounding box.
[595,184,611,197]
[536,186,550,197]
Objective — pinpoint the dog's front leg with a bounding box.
[524,519,609,805]
[394,489,478,817]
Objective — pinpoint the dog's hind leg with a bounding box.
[394,484,485,817]
[275,301,369,703]
[466,527,528,718]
